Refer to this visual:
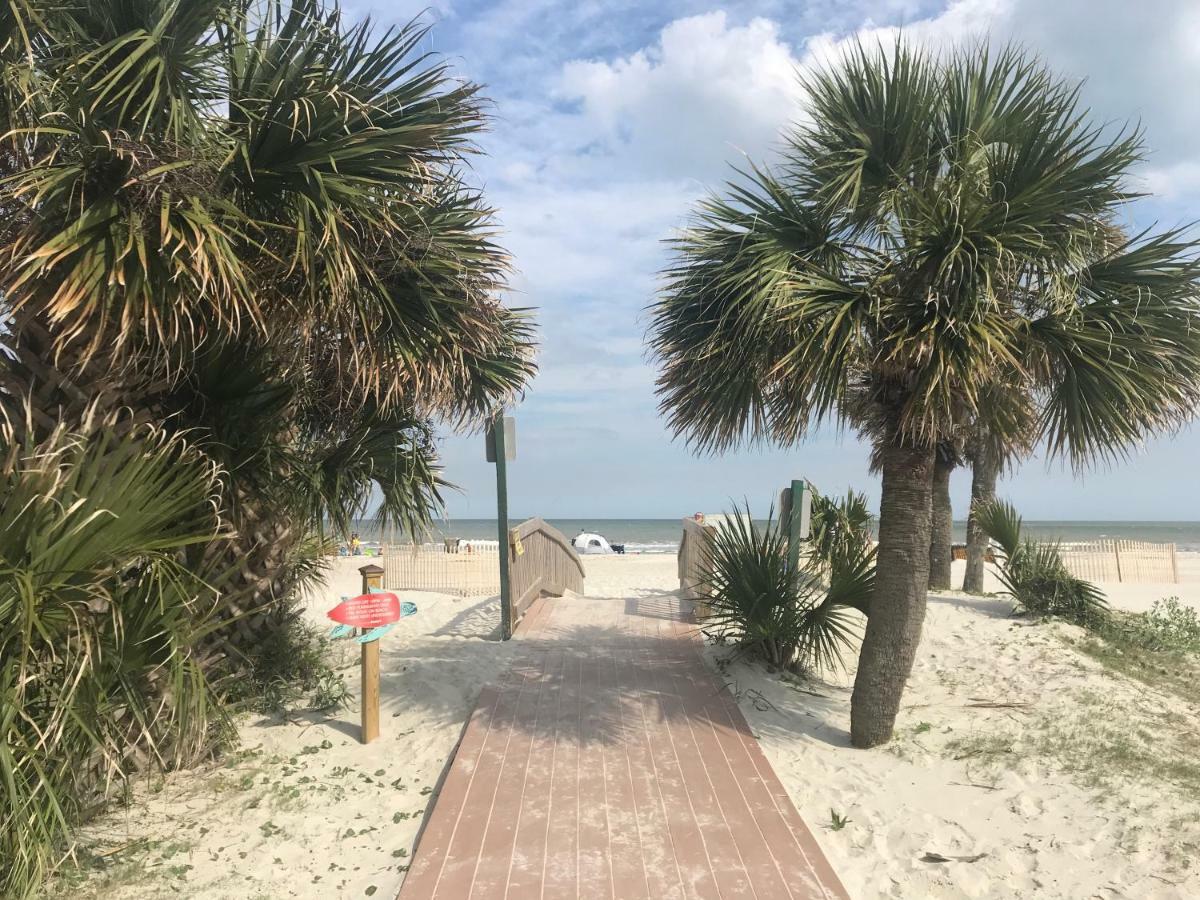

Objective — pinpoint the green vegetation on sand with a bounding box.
[0,2,534,895]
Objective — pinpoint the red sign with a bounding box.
[328,592,402,628]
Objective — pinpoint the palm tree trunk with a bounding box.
[963,445,999,593]
[928,455,953,590]
[850,441,934,748]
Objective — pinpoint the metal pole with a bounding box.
[494,414,512,640]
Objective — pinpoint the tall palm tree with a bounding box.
[0,1,536,654]
[962,435,1003,593]
[928,440,960,590]
[959,223,1122,595]
[649,42,1200,747]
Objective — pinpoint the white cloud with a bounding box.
[1139,162,1200,201]
[494,180,692,299]
[557,12,804,180]
[800,0,1007,67]
[546,0,1200,200]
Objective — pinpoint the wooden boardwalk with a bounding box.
[398,591,848,899]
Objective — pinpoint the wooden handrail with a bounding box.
[678,517,717,614]
[510,516,586,579]
[505,518,586,630]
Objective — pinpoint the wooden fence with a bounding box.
[381,542,500,596]
[506,517,586,627]
[678,517,717,614]
[1056,540,1179,584]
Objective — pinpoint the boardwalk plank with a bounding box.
[398,592,849,900]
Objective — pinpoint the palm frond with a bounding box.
[0,406,232,898]
[975,496,1022,561]
[650,37,1200,466]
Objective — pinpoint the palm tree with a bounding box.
[928,441,960,590]
[962,435,1002,593]
[0,1,536,656]
[649,42,1200,747]
[959,223,1121,595]
[0,5,533,891]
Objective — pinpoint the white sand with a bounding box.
[706,556,1200,900]
[56,552,1200,899]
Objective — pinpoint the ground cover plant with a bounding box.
[1075,597,1200,704]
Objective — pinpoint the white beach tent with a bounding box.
[572,532,614,554]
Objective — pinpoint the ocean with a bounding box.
[350,519,1200,553]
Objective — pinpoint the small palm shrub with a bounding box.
[703,500,873,672]
[977,499,1108,626]
[808,487,874,572]
[0,412,234,899]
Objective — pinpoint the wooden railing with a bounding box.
[678,517,717,615]
[507,517,586,626]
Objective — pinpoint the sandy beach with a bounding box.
[52,553,1200,899]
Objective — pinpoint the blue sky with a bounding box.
[352,0,1200,521]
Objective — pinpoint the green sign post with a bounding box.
[487,414,516,640]
[780,479,812,573]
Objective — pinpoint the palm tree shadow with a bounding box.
[430,593,503,640]
[927,590,1015,619]
[623,593,689,621]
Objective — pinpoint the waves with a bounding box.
[620,541,680,554]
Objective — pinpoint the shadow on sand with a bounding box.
[927,590,1017,619]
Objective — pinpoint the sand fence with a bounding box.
[677,516,1182,587]
[381,541,501,596]
[380,521,586,615]
[1056,540,1179,584]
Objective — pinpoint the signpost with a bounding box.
[327,564,416,744]
[779,480,812,573]
[487,414,516,640]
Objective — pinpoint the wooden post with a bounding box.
[1170,542,1179,584]
[358,564,384,744]
[1112,540,1122,584]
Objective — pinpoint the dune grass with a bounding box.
[1070,598,1200,704]
[940,606,1200,872]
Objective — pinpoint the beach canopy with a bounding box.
[572,532,614,554]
